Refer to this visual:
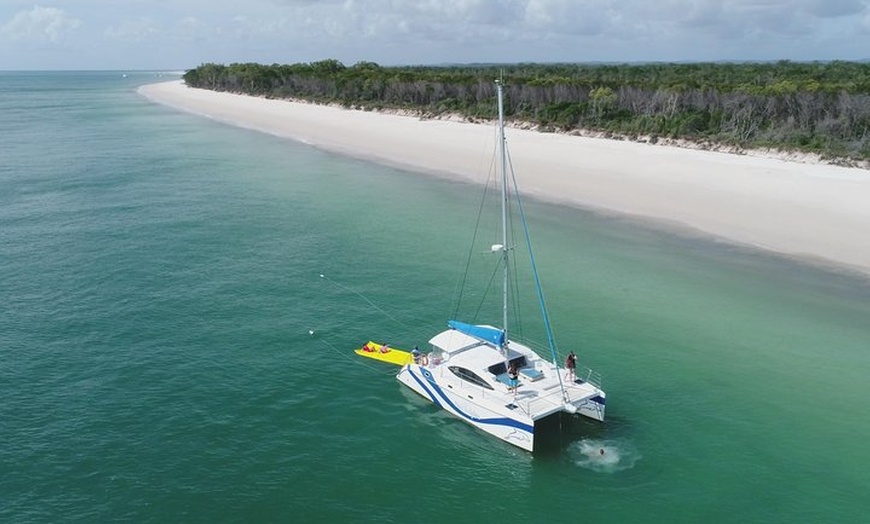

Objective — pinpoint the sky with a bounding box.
[1,0,869,70]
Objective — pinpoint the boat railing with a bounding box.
[522,394,560,415]
[447,368,557,416]
[521,339,603,389]
[577,366,603,389]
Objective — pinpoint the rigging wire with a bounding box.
[505,145,570,400]
[469,259,505,323]
[450,144,498,322]
[504,146,526,343]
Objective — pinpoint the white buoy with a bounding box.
[309,330,315,336]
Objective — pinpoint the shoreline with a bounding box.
[138,80,870,276]
[346,106,867,169]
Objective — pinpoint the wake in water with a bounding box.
[568,438,641,473]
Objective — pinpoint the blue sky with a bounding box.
[1,0,869,70]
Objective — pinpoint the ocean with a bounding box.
[1,71,868,523]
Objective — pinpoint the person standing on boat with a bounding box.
[565,351,577,381]
[507,362,519,395]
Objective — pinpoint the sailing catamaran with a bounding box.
[360,81,605,452]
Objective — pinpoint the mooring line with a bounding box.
[318,273,410,328]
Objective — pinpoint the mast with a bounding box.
[496,81,509,348]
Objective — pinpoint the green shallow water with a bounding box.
[1,72,868,523]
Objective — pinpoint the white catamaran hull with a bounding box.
[397,364,536,451]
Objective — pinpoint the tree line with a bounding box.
[183,60,870,163]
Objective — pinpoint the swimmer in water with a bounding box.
[599,448,605,455]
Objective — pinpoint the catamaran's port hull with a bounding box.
[397,365,535,452]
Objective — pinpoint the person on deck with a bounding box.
[507,362,519,395]
[565,351,577,381]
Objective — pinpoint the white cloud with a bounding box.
[104,17,160,40]
[174,16,214,42]
[0,5,81,42]
[2,0,869,69]
[230,15,292,41]
[524,0,612,36]
[802,0,867,18]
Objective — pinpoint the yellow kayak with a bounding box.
[355,341,413,366]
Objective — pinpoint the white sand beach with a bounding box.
[139,80,870,275]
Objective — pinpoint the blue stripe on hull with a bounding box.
[408,366,442,408]
[406,367,533,434]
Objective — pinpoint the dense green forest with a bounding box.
[183,60,870,164]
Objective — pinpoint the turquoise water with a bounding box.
[2,72,868,523]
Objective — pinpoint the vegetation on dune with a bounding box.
[183,60,870,164]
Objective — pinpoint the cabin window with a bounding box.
[488,362,506,375]
[488,356,527,376]
[448,366,494,390]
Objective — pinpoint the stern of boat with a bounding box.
[567,367,606,422]
[575,390,606,422]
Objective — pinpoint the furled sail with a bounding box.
[447,320,505,347]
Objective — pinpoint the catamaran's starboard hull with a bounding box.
[577,394,606,422]
[396,364,535,452]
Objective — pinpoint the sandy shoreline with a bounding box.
[139,80,870,276]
